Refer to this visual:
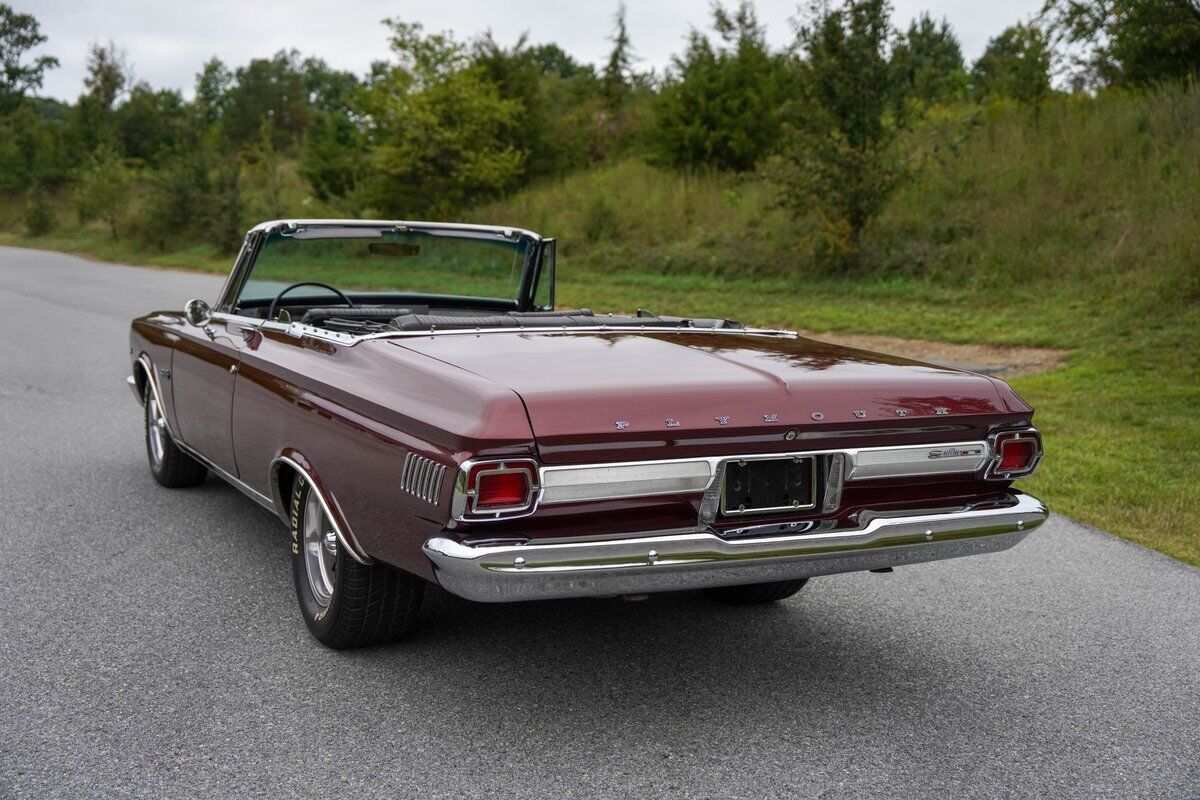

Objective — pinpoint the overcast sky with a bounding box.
[24,0,1041,102]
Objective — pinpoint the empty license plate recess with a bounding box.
[721,457,817,515]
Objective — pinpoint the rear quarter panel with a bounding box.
[232,332,536,578]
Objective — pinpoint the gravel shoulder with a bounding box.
[795,329,1070,378]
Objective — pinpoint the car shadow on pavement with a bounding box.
[364,582,971,728]
[197,478,1010,734]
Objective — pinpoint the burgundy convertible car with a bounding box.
[129,219,1047,648]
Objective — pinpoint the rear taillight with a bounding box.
[984,429,1042,480]
[475,469,532,510]
[452,459,540,521]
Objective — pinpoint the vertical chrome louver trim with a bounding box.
[402,453,414,489]
[401,452,446,505]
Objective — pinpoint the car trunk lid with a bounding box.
[392,331,1023,464]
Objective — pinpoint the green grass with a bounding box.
[0,227,234,273]
[3,85,1197,565]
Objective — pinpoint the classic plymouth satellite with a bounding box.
[129,219,1047,648]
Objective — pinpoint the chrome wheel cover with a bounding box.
[302,490,337,608]
[147,392,166,466]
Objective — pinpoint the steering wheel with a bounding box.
[266,281,355,322]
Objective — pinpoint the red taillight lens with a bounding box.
[998,439,1036,472]
[454,458,540,521]
[475,470,531,510]
[985,429,1042,480]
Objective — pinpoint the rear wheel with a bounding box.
[705,578,808,605]
[143,382,207,488]
[290,478,424,649]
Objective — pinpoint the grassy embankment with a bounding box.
[2,87,1197,565]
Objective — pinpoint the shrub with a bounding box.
[74,145,132,238]
[138,148,211,249]
[582,193,620,242]
[23,185,55,235]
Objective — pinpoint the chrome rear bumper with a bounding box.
[423,492,1047,602]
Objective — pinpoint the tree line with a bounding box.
[1,0,1198,259]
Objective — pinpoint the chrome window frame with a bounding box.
[218,219,544,316]
[209,221,797,346]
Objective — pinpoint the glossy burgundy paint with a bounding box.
[171,318,242,473]
[395,331,1031,464]
[132,315,1035,581]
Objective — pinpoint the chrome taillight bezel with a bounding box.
[451,458,541,522]
[982,428,1043,481]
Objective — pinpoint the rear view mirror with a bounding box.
[184,298,212,326]
[368,242,421,257]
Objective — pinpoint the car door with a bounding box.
[170,313,247,475]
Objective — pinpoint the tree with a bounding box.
[83,41,129,109]
[771,0,906,256]
[356,20,524,217]
[0,100,70,191]
[116,83,187,165]
[208,159,244,253]
[139,148,212,249]
[891,13,967,106]
[194,57,231,130]
[1041,0,1200,88]
[971,23,1053,104]
[525,43,610,173]
[473,32,545,178]
[72,42,131,154]
[301,56,360,111]
[529,43,594,80]
[241,118,287,220]
[301,109,365,201]
[74,145,131,238]
[649,1,792,172]
[224,50,309,148]
[0,4,58,112]
[602,3,634,105]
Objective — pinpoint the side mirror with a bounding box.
[184,298,212,326]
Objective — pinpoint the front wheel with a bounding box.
[143,382,207,488]
[705,578,808,605]
[290,477,424,649]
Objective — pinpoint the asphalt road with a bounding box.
[1,245,1198,799]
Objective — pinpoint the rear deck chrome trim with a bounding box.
[533,440,991,509]
[212,312,799,348]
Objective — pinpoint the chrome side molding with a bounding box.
[271,455,372,565]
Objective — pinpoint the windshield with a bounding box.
[233,226,532,308]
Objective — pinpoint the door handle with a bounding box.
[229,364,238,374]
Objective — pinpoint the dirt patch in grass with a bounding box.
[606,306,1070,378]
[796,330,1071,378]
